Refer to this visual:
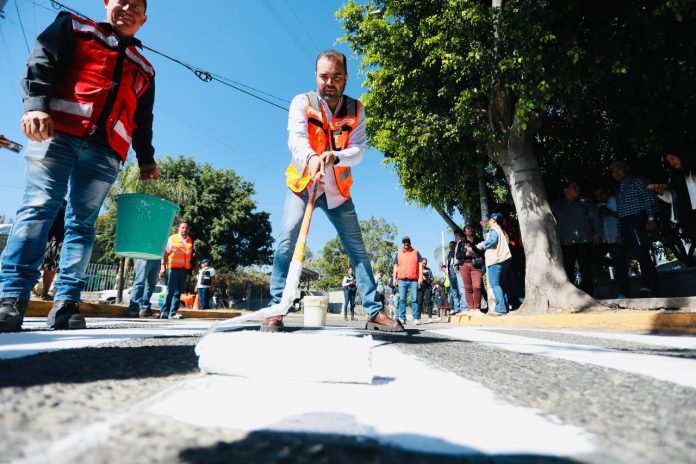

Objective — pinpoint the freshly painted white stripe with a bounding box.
[125,48,154,76]
[149,337,595,457]
[0,320,214,360]
[113,120,132,145]
[50,99,93,118]
[486,327,696,350]
[434,327,696,389]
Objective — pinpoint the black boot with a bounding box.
[0,299,29,332]
[47,300,86,330]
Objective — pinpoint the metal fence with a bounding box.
[83,262,134,292]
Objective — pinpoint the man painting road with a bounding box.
[0,0,158,332]
[266,49,403,333]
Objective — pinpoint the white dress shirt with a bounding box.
[287,92,367,209]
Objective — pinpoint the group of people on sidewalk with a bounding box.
[552,154,696,299]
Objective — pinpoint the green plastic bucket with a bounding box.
[114,193,180,260]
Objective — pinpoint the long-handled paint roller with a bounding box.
[212,179,320,328]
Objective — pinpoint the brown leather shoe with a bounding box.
[260,315,284,332]
[366,310,404,332]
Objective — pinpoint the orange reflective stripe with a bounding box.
[285,92,360,199]
[167,235,193,269]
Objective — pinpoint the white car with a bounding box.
[99,284,167,307]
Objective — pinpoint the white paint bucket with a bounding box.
[303,296,329,327]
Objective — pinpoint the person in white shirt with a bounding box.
[264,49,403,333]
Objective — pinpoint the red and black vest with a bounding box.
[51,13,154,161]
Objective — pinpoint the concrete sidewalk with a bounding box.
[449,297,696,334]
[26,300,241,320]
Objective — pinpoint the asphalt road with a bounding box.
[0,316,694,464]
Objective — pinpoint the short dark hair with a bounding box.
[143,0,147,12]
[316,49,348,74]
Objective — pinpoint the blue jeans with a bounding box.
[270,190,382,318]
[398,279,419,321]
[129,259,160,311]
[342,287,356,316]
[620,213,658,293]
[487,261,509,314]
[198,287,210,309]
[163,268,188,316]
[0,133,120,302]
[448,274,463,313]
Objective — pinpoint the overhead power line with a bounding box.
[29,0,290,111]
[14,0,30,52]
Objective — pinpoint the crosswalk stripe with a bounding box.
[481,327,696,349]
[433,327,696,389]
[148,339,595,457]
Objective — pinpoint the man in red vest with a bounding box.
[0,0,158,332]
[267,49,403,333]
[392,236,424,325]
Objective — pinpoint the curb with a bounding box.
[26,300,241,320]
[449,310,696,334]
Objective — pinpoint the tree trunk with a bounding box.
[478,170,490,237]
[436,208,463,235]
[496,131,604,314]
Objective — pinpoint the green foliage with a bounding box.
[338,0,696,213]
[215,268,270,303]
[316,216,398,288]
[96,156,274,271]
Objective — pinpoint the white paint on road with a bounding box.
[434,327,696,389]
[148,335,595,458]
[0,318,214,360]
[492,328,696,350]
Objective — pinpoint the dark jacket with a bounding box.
[22,12,155,165]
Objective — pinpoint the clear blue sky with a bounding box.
[0,0,465,275]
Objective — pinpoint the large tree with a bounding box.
[339,0,696,313]
[97,156,274,271]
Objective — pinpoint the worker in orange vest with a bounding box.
[266,49,403,333]
[392,236,424,325]
[160,222,194,319]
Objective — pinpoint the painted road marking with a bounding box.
[0,319,214,360]
[148,336,595,458]
[433,327,696,389]
[483,327,696,350]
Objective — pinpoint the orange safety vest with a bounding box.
[397,248,420,280]
[285,92,359,198]
[166,234,193,270]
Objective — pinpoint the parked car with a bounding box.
[99,284,167,307]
